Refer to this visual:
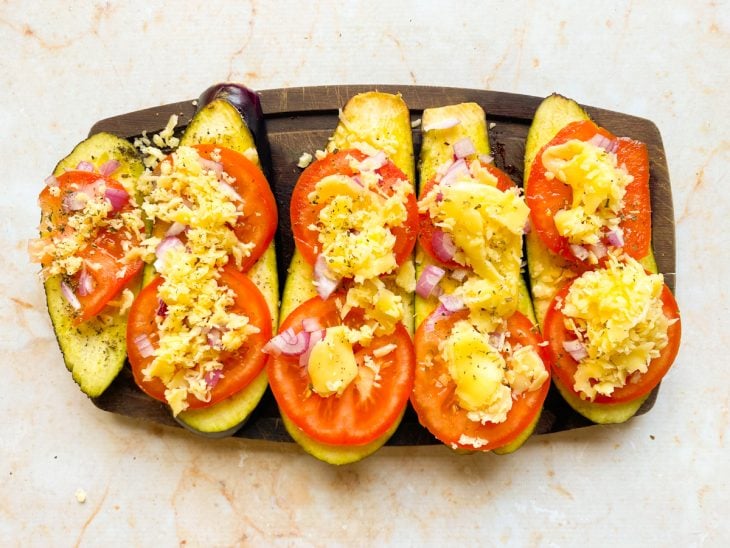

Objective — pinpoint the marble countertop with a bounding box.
[2,1,727,545]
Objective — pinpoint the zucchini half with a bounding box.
[45,133,144,397]
[147,97,279,437]
[415,103,542,454]
[523,94,656,423]
[279,91,415,464]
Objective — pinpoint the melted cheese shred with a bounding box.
[542,139,633,246]
[419,158,548,425]
[136,146,259,415]
[561,253,670,400]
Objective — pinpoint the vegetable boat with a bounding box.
[30,133,146,397]
[126,83,279,437]
[410,103,551,453]
[524,94,681,424]
[268,91,418,464]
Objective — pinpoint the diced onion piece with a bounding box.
[105,187,130,211]
[99,159,120,177]
[423,117,461,131]
[438,293,465,312]
[206,327,223,350]
[60,281,81,310]
[453,137,476,159]
[302,317,324,332]
[416,265,446,298]
[299,329,325,367]
[165,222,187,237]
[489,331,507,352]
[432,229,457,263]
[570,244,590,261]
[133,333,155,358]
[524,219,532,234]
[263,328,310,356]
[62,192,86,212]
[562,339,588,362]
[156,299,168,318]
[422,303,451,334]
[313,254,341,299]
[154,236,185,272]
[590,241,607,260]
[478,154,494,165]
[588,133,619,154]
[76,161,94,172]
[450,268,469,282]
[218,181,243,202]
[205,369,223,388]
[440,158,469,186]
[77,268,95,296]
[45,175,59,187]
[199,158,223,174]
[606,228,624,247]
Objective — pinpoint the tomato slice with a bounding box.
[290,149,418,267]
[267,295,415,446]
[193,144,277,271]
[543,278,681,404]
[411,309,551,451]
[37,170,143,323]
[127,266,272,409]
[525,120,651,263]
[418,161,516,269]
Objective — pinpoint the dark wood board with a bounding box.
[90,85,676,445]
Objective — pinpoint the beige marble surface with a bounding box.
[1,1,727,545]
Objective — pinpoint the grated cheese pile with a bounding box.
[542,139,633,246]
[560,252,670,400]
[136,145,259,415]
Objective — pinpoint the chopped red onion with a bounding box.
[76,161,94,172]
[199,158,223,174]
[206,327,223,350]
[453,137,476,159]
[165,222,187,237]
[416,265,446,298]
[431,229,457,263]
[478,154,494,165]
[451,268,469,282]
[605,140,619,154]
[313,254,340,299]
[299,329,325,366]
[205,369,223,388]
[77,268,95,296]
[99,160,120,177]
[440,158,469,186]
[365,150,387,170]
[590,241,607,260]
[302,317,324,332]
[45,175,59,187]
[438,293,465,312]
[570,244,590,261]
[60,281,81,310]
[133,333,155,358]
[563,339,588,362]
[422,304,451,334]
[588,133,619,154]
[62,192,86,212]
[606,228,624,247]
[263,328,310,356]
[156,299,168,318]
[423,117,461,131]
[218,181,243,202]
[105,187,130,211]
[154,236,185,272]
[524,219,532,234]
[489,331,507,351]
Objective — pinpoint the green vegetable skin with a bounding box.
[167,98,279,437]
[523,94,656,423]
[44,133,144,397]
[279,91,415,464]
[415,103,541,454]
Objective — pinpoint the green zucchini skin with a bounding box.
[415,103,542,454]
[44,132,144,398]
[170,95,279,437]
[524,94,658,424]
[279,91,415,464]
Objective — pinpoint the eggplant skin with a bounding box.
[44,132,144,398]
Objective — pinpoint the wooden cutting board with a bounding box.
[90,85,676,444]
